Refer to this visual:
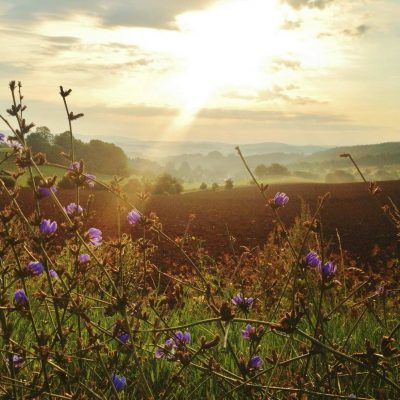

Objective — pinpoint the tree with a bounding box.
[254,163,290,178]
[254,164,268,178]
[224,178,233,190]
[199,182,207,190]
[153,174,183,195]
[211,182,219,191]
[26,127,61,162]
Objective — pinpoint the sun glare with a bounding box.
[167,0,293,127]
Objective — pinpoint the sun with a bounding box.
[165,0,293,128]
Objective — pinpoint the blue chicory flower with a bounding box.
[84,174,96,188]
[318,261,337,280]
[78,253,90,263]
[39,219,57,235]
[127,209,141,225]
[173,330,190,347]
[241,324,255,341]
[49,269,59,278]
[37,185,57,199]
[111,373,126,391]
[273,192,289,207]
[12,354,24,369]
[232,294,254,312]
[155,338,176,359]
[249,355,263,369]
[64,202,83,215]
[28,261,44,276]
[87,227,102,246]
[14,289,28,306]
[305,251,321,268]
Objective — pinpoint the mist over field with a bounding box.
[0,1,399,399]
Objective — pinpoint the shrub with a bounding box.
[153,173,183,195]
[199,182,207,190]
[211,182,219,190]
[224,178,233,189]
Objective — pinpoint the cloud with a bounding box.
[197,108,348,123]
[343,24,371,37]
[282,0,336,10]
[273,58,301,70]
[281,19,302,30]
[2,0,214,29]
[224,85,325,106]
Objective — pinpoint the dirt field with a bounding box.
[6,181,400,260]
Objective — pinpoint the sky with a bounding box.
[0,0,399,145]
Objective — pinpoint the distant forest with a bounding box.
[25,126,129,176]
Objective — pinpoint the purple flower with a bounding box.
[273,192,289,207]
[14,289,28,306]
[28,261,44,276]
[305,251,321,268]
[111,373,126,391]
[155,338,176,359]
[249,355,262,369]
[241,324,255,341]
[39,219,57,235]
[12,355,24,370]
[64,202,83,215]
[232,294,254,312]
[127,209,141,225]
[78,253,90,263]
[173,330,190,347]
[318,261,337,280]
[37,185,57,199]
[49,269,58,278]
[7,138,23,150]
[376,285,387,297]
[113,325,130,343]
[69,161,80,171]
[87,227,102,246]
[84,174,96,188]
[0,133,5,142]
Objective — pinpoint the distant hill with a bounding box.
[303,142,400,163]
[76,135,331,159]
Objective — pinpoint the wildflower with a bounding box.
[12,355,24,370]
[84,173,96,188]
[69,161,80,171]
[232,294,254,313]
[39,219,57,235]
[0,133,5,142]
[113,325,129,343]
[376,285,387,297]
[305,251,321,268]
[37,185,57,199]
[7,138,23,150]
[241,324,264,341]
[155,338,176,359]
[173,330,190,347]
[111,373,126,391]
[64,202,83,215]
[78,253,90,263]
[318,261,337,280]
[49,269,58,278]
[127,209,141,225]
[14,289,28,306]
[248,355,263,369]
[87,227,102,246]
[273,192,289,207]
[28,261,44,276]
